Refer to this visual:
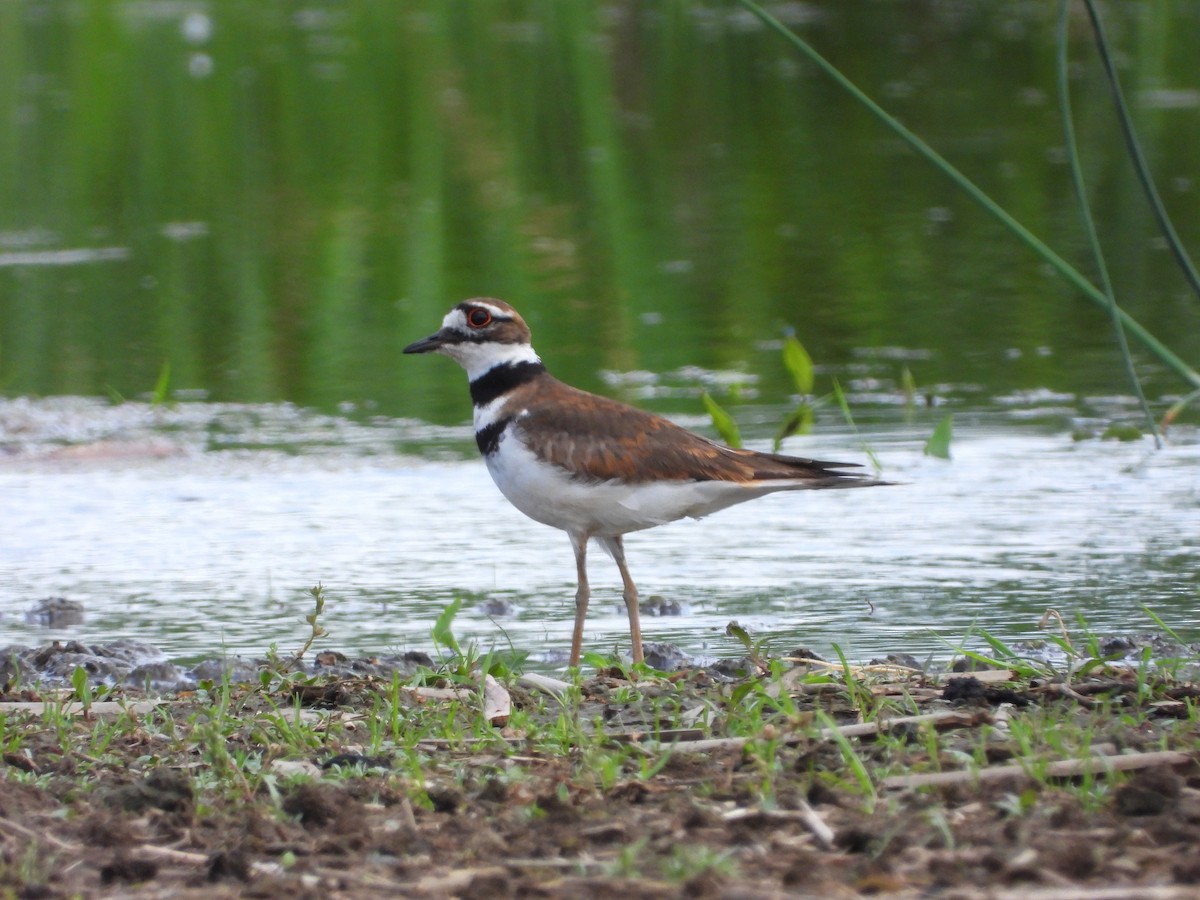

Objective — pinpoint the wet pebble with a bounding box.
[710,656,758,679]
[0,639,441,692]
[126,662,191,692]
[479,597,517,617]
[188,656,260,685]
[25,597,85,627]
[642,641,689,671]
[1113,768,1182,817]
[640,594,683,616]
[869,652,923,670]
[308,650,434,680]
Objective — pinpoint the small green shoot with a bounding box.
[725,621,771,674]
[701,391,743,449]
[831,643,865,716]
[782,334,814,394]
[900,366,918,412]
[924,413,953,459]
[1141,606,1187,646]
[280,583,329,673]
[663,844,738,882]
[152,361,172,406]
[771,405,814,452]
[815,709,877,811]
[431,597,464,657]
[1161,387,1200,432]
[70,666,93,715]
[773,333,816,451]
[831,378,882,473]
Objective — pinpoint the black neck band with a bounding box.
[469,360,546,407]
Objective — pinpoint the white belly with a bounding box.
[483,422,781,537]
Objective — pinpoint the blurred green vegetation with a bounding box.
[0,1,1197,423]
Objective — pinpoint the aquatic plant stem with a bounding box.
[734,0,1200,391]
[1056,0,1160,446]
[1080,0,1200,303]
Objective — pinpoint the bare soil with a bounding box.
[2,666,1199,899]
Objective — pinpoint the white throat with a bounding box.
[452,341,542,382]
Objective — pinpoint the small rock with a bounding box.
[426,783,466,813]
[40,652,125,684]
[869,653,922,670]
[640,595,682,617]
[787,647,827,664]
[710,657,755,679]
[1099,636,1138,657]
[125,662,190,692]
[950,656,1001,673]
[94,640,167,667]
[942,676,987,703]
[314,650,347,667]
[208,850,252,884]
[104,768,194,815]
[271,759,324,780]
[283,782,340,827]
[642,642,689,672]
[189,657,260,684]
[480,597,516,617]
[0,644,31,685]
[1114,768,1182,817]
[100,856,158,885]
[25,597,85,627]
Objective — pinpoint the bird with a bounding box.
[404,298,884,667]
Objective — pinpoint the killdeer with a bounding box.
[404,298,883,666]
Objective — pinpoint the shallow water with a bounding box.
[3,4,1198,673]
[2,397,1197,670]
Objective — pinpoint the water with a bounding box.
[1,3,1199,666]
[1,3,1199,417]
[2,397,1197,667]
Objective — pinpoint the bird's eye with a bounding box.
[467,308,492,329]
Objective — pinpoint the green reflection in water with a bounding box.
[1,1,1197,425]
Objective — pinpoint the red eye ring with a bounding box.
[466,308,492,329]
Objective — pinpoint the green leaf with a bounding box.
[831,378,883,474]
[71,665,88,698]
[701,391,742,449]
[900,367,917,409]
[71,666,92,711]
[431,598,463,655]
[152,361,171,406]
[782,335,814,394]
[771,404,813,452]
[924,413,953,459]
[725,621,753,652]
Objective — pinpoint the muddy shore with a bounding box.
[2,633,1199,898]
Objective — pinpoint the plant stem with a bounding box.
[734,0,1200,392]
[1056,0,1160,445]
[1080,0,1200,303]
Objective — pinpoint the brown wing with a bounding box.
[513,376,865,486]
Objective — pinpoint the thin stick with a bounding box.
[882,749,1191,790]
[649,709,983,754]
